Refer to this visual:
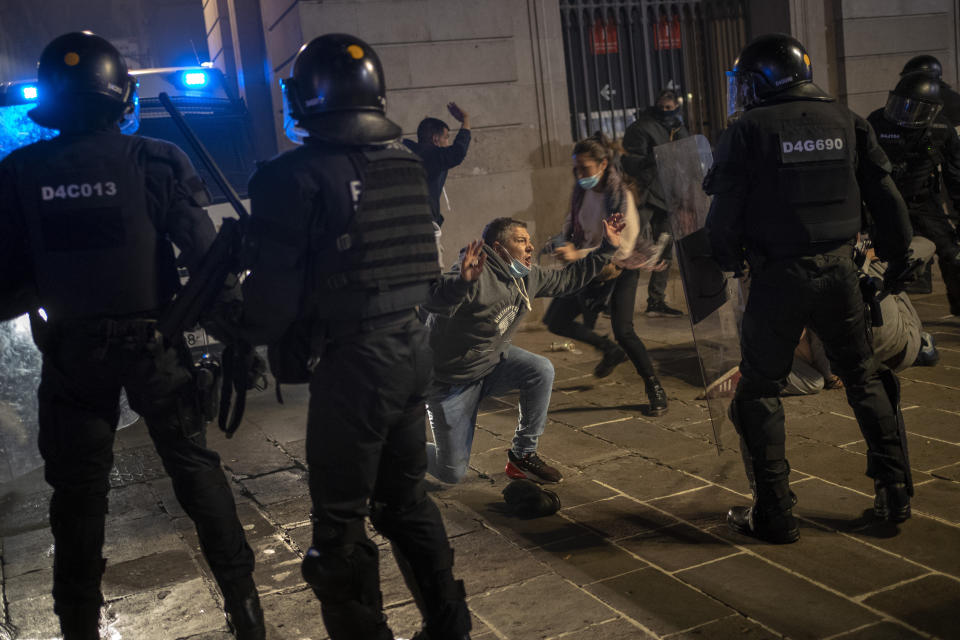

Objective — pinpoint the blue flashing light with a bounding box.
[183,71,208,87]
[22,85,38,101]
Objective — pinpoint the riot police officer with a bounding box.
[704,34,915,543]
[233,34,471,639]
[0,32,264,638]
[900,54,960,130]
[867,72,960,313]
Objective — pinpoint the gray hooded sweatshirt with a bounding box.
[425,242,616,384]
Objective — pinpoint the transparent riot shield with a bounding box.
[0,314,140,483]
[654,135,744,453]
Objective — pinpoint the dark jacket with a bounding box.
[424,242,614,384]
[403,128,471,226]
[704,94,912,270]
[621,107,690,211]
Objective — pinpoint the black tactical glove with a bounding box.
[882,256,924,295]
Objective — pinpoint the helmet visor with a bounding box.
[726,71,758,118]
[884,93,942,128]
[281,78,308,145]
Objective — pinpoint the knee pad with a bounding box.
[301,540,379,604]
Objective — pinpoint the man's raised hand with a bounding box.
[460,239,486,281]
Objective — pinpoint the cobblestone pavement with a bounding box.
[2,274,959,640]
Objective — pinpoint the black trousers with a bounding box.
[544,270,657,379]
[543,279,614,350]
[734,255,910,513]
[305,316,469,640]
[37,318,254,614]
[909,197,960,313]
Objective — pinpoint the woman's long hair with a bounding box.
[568,132,639,246]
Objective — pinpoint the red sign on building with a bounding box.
[590,19,619,55]
[653,16,682,50]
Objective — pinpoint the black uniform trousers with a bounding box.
[305,314,468,640]
[909,197,960,313]
[646,206,674,307]
[734,254,910,513]
[36,318,254,615]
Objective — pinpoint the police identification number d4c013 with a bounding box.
[778,128,847,165]
[40,181,118,201]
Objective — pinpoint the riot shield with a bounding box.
[0,314,139,483]
[654,135,744,453]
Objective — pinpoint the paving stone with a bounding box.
[900,363,960,390]
[0,480,49,538]
[677,447,753,495]
[617,523,740,573]
[930,461,960,481]
[3,567,50,603]
[585,566,732,636]
[829,620,928,639]
[789,478,876,533]
[449,528,549,595]
[7,593,58,639]
[862,574,960,638]
[466,423,512,455]
[103,513,185,565]
[434,499,486,538]
[286,524,312,555]
[557,617,656,639]
[469,573,616,637]
[901,406,960,444]
[669,614,780,639]
[548,404,634,429]
[584,455,708,501]
[2,526,55,578]
[263,495,313,529]
[638,399,712,432]
[255,586,329,639]
[677,554,878,639]
[648,484,751,530]
[787,440,876,495]
[471,408,517,439]
[247,409,308,447]
[726,519,925,597]
[788,411,866,446]
[102,549,199,599]
[911,478,960,524]
[281,438,307,466]
[241,469,309,506]
[849,514,960,578]
[588,419,718,465]
[532,533,648,585]
[550,475,620,509]
[105,578,226,638]
[844,434,960,476]
[535,420,630,468]
[563,496,677,541]
[106,481,166,522]
[217,435,298,479]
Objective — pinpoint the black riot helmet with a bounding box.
[726,34,816,116]
[29,31,138,131]
[281,33,400,145]
[900,55,943,80]
[884,71,943,129]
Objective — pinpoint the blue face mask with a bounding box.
[577,171,602,190]
[509,258,531,278]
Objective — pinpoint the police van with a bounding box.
[0,65,257,351]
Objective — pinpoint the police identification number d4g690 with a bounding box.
[781,138,844,154]
[40,181,118,201]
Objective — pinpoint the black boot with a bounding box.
[222,576,266,640]
[874,482,911,523]
[644,377,668,416]
[727,505,799,544]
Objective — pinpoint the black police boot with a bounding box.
[56,604,100,640]
[644,377,668,416]
[727,504,800,544]
[222,576,266,640]
[874,482,911,523]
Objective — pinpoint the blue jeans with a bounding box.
[425,346,555,483]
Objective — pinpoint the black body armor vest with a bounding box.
[741,100,862,256]
[13,133,167,321]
